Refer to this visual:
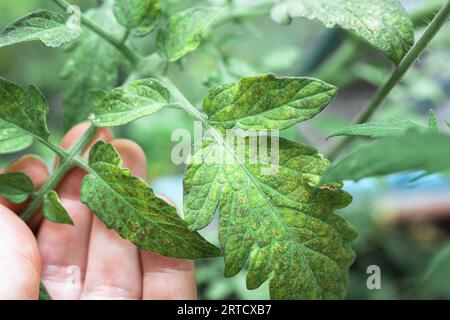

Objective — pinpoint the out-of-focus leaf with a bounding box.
[114,0,161,36]
[322,132,450,184]
[0,172,34,204]
[327,118,428,139]
[421,242,450,297]
[157,7,222,62]
[428,109,439,132]
[271,0,414,64]
[43,190,74,225]
[92,78,172,127]
[62,2,125,129]
[184,137,356,299]
[80,142,221,259]
[0,10,82,48]
[204,74,337,130]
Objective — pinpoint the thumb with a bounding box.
[0,204,41,299]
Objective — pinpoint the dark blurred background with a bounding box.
[1,0,450,299]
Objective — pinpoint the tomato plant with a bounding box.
[0,0,449,300]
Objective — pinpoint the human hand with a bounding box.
[0,123,197,300]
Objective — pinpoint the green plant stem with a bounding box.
[120,29,131,45]
[159,75,240,163]
[159,76,209,123]
[327,0,450,161]
[21,125,98,222]
[411,0,446,28]
[50,0,140,66]
[35,136,68,158]
[311,2,447,86]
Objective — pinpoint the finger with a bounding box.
[0,205,41,299]
[81,139,147,300]
[38,123,113,300]
[141,252,197,300]
[139,196,197,299]
[0,156,49,230]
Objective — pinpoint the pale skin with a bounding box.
[0,123,197,300]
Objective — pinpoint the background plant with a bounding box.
[0,0,449,300]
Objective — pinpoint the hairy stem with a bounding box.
[327,0,450,160]
[50,0,140,65]
[21,126,98,222]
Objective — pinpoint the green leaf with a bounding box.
[0,120,33,155]
[62,2,125,129]
[271,0,414,64]
[92,78,171,127]
[327,118,428,139]
[114,0,161,36]
[428,109,439,132]
[157,7,222,62]
[184,137,356,299]
[80,143,221,259]
[0,77,49,141]
[204,74,337,130]
[89,141,123,167]
[421,242,450,297]
[39,281,52,300]
[43,190,74,225]
[0,10,82,49]
[322,131,450,184]
[90,89,108,108]
[0,172,34,204]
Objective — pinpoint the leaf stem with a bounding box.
[327,0,450,160]
[120,29,131,45]
[159,76,209,122]
[50,0,140,66]
[34,136,68,158]
[21,125,98,222]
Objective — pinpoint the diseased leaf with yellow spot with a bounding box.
[62,2,126,129]
[157,7,222,62]
[0,77,49,142]
[0,172,34,204]
[184,137,356,299]
[0,10,82,48]
[89,141,123,167]
[114,0,161,36]
[92,78,171,127]
[203,74,337,130]
[43,190,74,225]
[0,120,33,155]
[271,0,414,64]
[81,143,221,259]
